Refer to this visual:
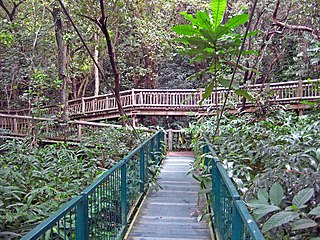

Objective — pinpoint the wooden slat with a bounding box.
[126,154,211,240]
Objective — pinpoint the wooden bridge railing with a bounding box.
[1,80,319,118]
[67,79,319,116]
[0,113,151,141]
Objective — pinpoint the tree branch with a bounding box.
[0,0,25,21]
[263,47,286,84]
[273,0,320,40]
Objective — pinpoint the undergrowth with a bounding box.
[187,110,320,239]
[0,127,148,236]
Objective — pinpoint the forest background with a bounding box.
[0,0,319,116]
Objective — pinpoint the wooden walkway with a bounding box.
[126,152,211,240]
[3,79,319,121]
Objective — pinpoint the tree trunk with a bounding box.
[98,1,125,126]
[52,7,68,121]
[94,32,100,96]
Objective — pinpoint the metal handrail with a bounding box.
[21,130,165,240]
[203,138,265,240]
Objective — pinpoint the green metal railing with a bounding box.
[203,139,265,240]
[22,130,164,240]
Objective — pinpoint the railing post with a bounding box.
[203,145,210,167]
[232,202,242,240]
[168,129,173,151]
[13,118,18,133]
[78,124,82,140]
[212,158,221,231]
[76,194,89,240]
[298,79,303,98]
[150,137,155,164]
[140,148,145,192]
[121,163,127,227]
[81,97,85,114]
[139,92,143,105]
[156,131,161,154]
[132,89,135,106]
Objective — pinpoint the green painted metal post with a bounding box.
[121,163,127,227]
[140,148,145,192]
[232,204,243,240]
[203,145,210,167]
[150,137,154,161]
[76,195,89,239]
[161,130,165,150]
[212,158,221,232]
[156,131,161,154]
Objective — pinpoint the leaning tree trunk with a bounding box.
[97,0,126,126]
[52,7,69,122]
[94,32,100,96]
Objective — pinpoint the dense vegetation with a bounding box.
[1,0,320,238]
[0,0,319,114]
[0,127,148,236]
[187,110,320,239]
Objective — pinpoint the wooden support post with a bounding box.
[298,80,303,98]
[168,129,173,151]
[13,118,18,133]
[139,92,143,105]
[132,89,135,106]
[132,115,138,128]
[81,97,85,114]
[78,124,82,140]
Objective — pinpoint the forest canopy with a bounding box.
[0,0,319,112]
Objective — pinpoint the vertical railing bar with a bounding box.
[63,215,67,239]
[121,161,127,228]
[140,147,145,192]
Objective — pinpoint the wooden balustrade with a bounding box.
[0,114,153,141]
[2,80,319,119]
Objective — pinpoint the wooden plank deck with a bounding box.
[125,152,211,240]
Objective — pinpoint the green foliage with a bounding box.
[0,19,14,47]
[0,127,148,236]
[187,111,320,239]
[248,184,319,235]
[173,0,255,102]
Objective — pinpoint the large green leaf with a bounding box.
[200,81,215,105]
[269,182,284,206]
[210,0,227,29]
[291,219,318,230]
[224,14,249,30]
[214,25,230,40]
[200,29,216,44]
[246,203,280,221]
[258,189,269,204]
[254,205,280,221]
[292,188,314,208]
[234,90,254,101]
[218,78,239,89]
[180,11,198,26]
[186,37,212,49]
[172,25,199,36]
[262,211,299,233]
[196,10,212,30]
[308,205,320,217]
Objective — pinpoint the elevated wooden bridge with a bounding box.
[3,80,319,122]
